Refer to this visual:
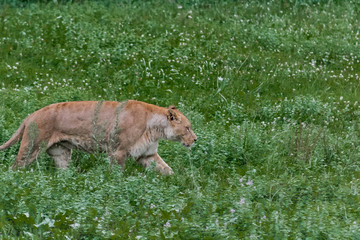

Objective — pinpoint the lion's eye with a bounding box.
[186,127,190,132]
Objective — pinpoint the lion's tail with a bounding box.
[0,121,26,151]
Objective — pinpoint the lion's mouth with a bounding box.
[181,140,195,148]
[181,137,197,148]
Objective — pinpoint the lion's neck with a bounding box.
[146,113,169,141]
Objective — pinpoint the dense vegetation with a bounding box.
[1,0,360,239]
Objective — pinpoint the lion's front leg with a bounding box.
[137,153,174,175]
[109,149,127,168]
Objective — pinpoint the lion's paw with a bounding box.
[162,167,174,175]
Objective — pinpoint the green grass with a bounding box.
[1,0,360,239]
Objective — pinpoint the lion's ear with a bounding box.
[168,108,180,122]
[169,105,176,110]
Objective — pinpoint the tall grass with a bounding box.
[1,0,360,239]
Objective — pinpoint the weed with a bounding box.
[1,0,360,238]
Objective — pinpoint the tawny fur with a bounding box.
[0,100,197,175]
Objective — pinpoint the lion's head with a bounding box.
[165,106,197,147]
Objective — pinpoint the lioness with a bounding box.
[0,100,197,175]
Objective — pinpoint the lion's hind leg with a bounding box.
[47,143,72,169]
[12,145,41,169]
[12,133,42,169]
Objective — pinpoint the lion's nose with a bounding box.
[194,138,197,142]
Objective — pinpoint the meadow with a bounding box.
[1,0,360,239]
